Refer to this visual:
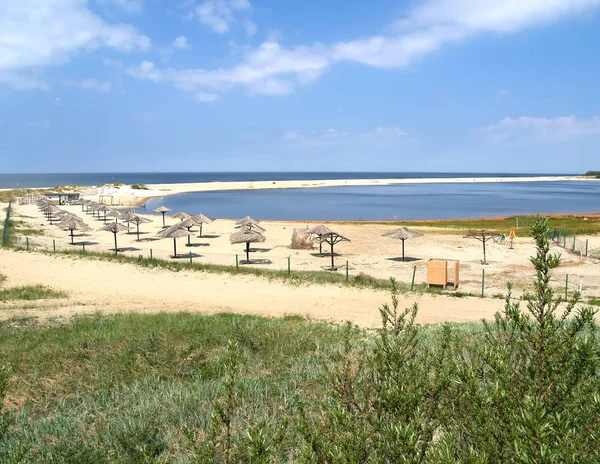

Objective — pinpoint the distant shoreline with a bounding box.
[137,175,593,201]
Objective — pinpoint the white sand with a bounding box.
[2,202,599,326]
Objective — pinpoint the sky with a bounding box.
[1,0,600,174]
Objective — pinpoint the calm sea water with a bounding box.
[144,181,600,221]
[0,172,557,189]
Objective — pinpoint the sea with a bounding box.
[2,172,598,221]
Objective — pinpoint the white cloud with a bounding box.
[54,97,63,106]
[363,126,408,137]
[0,0,151,90]
[100,0,143,14]
[195,91,219,102]
[192,0,251,34]
[496,88,511,100]
[64,79,113,93]
[173,36,190,49]
[129,0,600,100]
[478,115,600,141]
[244,20,257,37]
[284,126,408,145]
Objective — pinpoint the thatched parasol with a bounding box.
[71,198,87,211]
[99,222,129,252]
[129,214,152,241]
[235,222,266,233]
[307,225,333,254]
[179,217,203,246]
[383,227,424,261]
[57,217,91,244]
[320,231,350,270]
[464,230,498,265]
[105,209,123,223]
[154,206,172,228]
[95,205,112,223]
[193,213,213,237]
[236,216,260,227]
[157,223,193,258]
[172,211,192,221]
[230,229,265,263]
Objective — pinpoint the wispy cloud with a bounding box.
[0,0,150,90]
[172,36,190,49]
[478,115,600,141]
[100,0,143,14]
[130,0,600,100]
[64,79,113,93]
[496,88,511,100]
[283,126,408,145]
[190,0,252,34]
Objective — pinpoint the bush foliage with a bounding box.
[0,215,598,462]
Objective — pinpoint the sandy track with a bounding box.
[0,249,504,326]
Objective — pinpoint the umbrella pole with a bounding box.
[331,242,335,269]
[319,238,323,254]
[136,224,140,241]
[162,213,166,228]
[246,241,250,263]
[70,229,74,245]
[173,238,177,258]
[114,232,118,253]
[402,239,405,261]
[187,234,191,246]
[198,223,203,238]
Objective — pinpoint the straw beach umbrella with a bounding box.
[71,198,87,211]
[154,206,172,228]
[99,222,129,253]
[172,211,192,221]
[230,229,265,263]
[383,227,424,261]
[57,217,91,244]
[158,223,193,258]
[105,209,123,223]
[307,225,333,254]
[95,205,112,223]
[193,213,213,237]
[320,231,350,270]
[129,215,152,241]
[236,216,260,227]
[179,217,202,247]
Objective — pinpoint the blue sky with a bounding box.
[1,0,600,174]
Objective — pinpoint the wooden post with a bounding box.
[189,251,192,264]
[149,249,153,260]
[411,265,416,291]
[82,243,85,254]
[346,261,349,281]
[573,236,577,252]
[481,269,485,298]
[287,257,291,275]
[53,239,56,252]
[236,254,239,271]
[26,237,29,251]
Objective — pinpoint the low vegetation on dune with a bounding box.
[0,215,598,462]
[585,170,600,178]
[0,274,66,302]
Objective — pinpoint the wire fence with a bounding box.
[552,229,590,256]
[9,232,600,302]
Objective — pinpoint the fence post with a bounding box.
[26,237,29,251]
[189,251,192,264]
[481,269,485,298]
[287,256,291,275]
[149,249,153,260]
[586,239,589,257]
[411,265,416,291]
[82,244,85,254]
[236,254,239,271]
[565,274,569,300]
[53,239,56,252]
[346,261,349,281]
[573,236,576,252]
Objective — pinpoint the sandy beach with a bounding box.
[2,201,599,326]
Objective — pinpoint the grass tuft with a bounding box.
[0,285,67,302]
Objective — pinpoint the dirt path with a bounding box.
[0,249,504,326]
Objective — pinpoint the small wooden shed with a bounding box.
[427,259,460,289]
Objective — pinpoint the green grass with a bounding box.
[0,312,358,461]
[342,215,600,236]
[588,297,600,306]
[0,285,67,302]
